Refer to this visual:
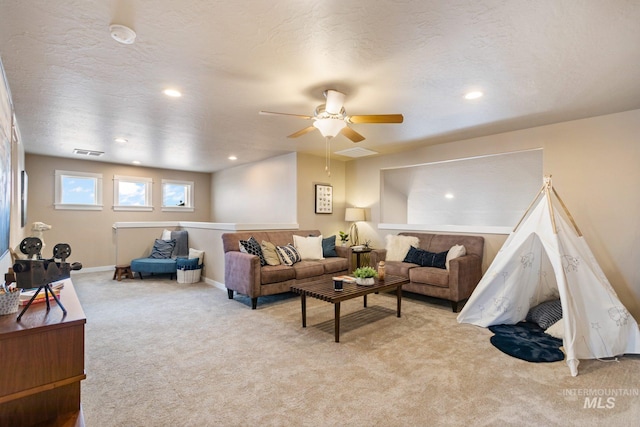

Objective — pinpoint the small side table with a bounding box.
[352,248,372,269]
[113,265,133,281]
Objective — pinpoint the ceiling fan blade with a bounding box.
[324,90,346,115]
[260,111,313,120]
[346,114,404,124]
[288,126,317,138]
[340,126,365,143]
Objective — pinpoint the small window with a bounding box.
[55,170,103,210]
[113,175,153,211]
[162,179,194,212]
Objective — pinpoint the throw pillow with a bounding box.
[293,234,324,260]
[446,244,466,270]
[188,248,204,265]
[385,235,420,261]
[322,235,338,257]
[239,236,267,266]
[526,299,563,329]
[403,246,448,269]
[260,240,281,266]
[149,239,176,259]
[276,244,301,266]
[161,229,172,240]
[545,318,565,340]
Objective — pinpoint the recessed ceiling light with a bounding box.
[114,137,128,143]
[132,160,141,165]
[445,193,454,199]
[464,91,483,100]
[163,89,182,98]
[228,155,237,161]
[109,24,137,45]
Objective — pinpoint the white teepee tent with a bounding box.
[457,177,640,376]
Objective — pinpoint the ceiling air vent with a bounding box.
[334,147,378,158]
[73,148,104,157]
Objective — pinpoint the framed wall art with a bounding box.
[314,184,333,214]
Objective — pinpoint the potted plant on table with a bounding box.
[339,231,349,247]
[352,266,378,286]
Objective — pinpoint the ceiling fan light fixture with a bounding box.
[313,118,346,138]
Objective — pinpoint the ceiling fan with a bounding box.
[260,89,403,142]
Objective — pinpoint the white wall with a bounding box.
[347,109,640,317]
[212,152,297,223]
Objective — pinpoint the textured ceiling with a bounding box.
[1,0,640,173]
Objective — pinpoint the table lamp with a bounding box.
[345,207,365,246]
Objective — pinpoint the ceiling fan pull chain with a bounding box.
[325,136,331,177]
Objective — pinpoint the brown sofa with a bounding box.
[370,232,484,312]
[222,230,352,309]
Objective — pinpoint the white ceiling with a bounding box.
[1,0,640,173]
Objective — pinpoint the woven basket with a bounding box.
[177,267,202,284]
[0,290,21,316]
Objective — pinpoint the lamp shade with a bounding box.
[313,118,346,138]
[345,207,365,222]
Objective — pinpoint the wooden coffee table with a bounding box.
[290,275,408,342]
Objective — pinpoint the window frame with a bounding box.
[161,179,194,212]
[54,170,103,211]
[113,175,153,212]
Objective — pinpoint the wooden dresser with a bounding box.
[0,278,86,426]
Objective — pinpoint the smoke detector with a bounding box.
[109,24,136,45]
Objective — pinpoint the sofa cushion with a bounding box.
[403,246,448,269]
[293,234,324,260]
[385,235,420,261]
[149,239,176,259]
[276,244,301,266]
[260,240,281,266]
[239,236,267,266]
[409,266,450,288]
[261,264,296,285]
[321,257,349,274]
[293,261,325,279]
[446,244,466,270]
[385,261,419,278]
[322,235,338,257]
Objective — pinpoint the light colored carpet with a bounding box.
[73,272,640,426]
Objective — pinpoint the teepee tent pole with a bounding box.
[552,187,583,237]
[544,180,558,234]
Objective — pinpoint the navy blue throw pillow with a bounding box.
[403,246,448,269]
[322,235,338,257]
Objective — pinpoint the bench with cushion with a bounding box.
[131,230,189,279]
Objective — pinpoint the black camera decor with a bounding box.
[13,237,82,321]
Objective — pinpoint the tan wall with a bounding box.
[347,109,640,317]
[211,152,298,223]
[25,154,212,268]
[296,153,348,239]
